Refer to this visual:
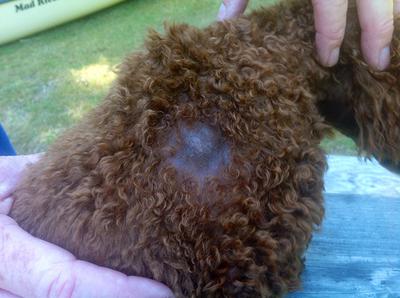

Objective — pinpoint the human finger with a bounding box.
[0,215,173,298]
[0,154,43,200]
[0,156,15,200]
[312,0,348,66]
[357,0,394,70]
[0,289,20,298]
[218,0,249,21]
[0,196,13,215]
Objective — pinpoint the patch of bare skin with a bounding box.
[165,121,231,186]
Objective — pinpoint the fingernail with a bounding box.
[326,47,340,67]
[378,46,390,70]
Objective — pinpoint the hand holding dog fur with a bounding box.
[10,0,400,297]
[0,156,172,298]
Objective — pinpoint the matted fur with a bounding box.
[11,0,400,297]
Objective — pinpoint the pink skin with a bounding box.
[0,154,174,298]
[218,0,400,70]
[217,0,249,21]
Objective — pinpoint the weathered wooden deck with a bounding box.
[289,156,400,297]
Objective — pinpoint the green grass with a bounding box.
[320,131,357,155]
[0,0,356,155]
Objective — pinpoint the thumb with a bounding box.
[218,0,249,21]
[0,153,43,200]
[0,289,19,298]
[0,196,13,215]
[0,215,174,298]
[62,262,175,298]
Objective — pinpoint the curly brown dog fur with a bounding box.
[11,0,400,297]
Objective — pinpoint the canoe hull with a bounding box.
[0,0,125,45]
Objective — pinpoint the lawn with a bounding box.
[0,0,356,155]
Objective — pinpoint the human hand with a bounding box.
[0,154,43,214]
[0,155,174,298]
[218,0,399,70]
[313,0,399,70]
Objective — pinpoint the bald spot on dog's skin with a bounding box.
[166,122,230,183]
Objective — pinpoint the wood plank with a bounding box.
[290,156,400,296]
[324,155,400,197]
[289,193,400,297]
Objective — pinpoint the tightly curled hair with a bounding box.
[11,0,400,297]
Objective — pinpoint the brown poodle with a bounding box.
[10,0,400,297]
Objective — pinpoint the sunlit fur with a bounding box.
[11,0,400,297]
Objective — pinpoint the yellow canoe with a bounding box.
[0,0,125,45]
